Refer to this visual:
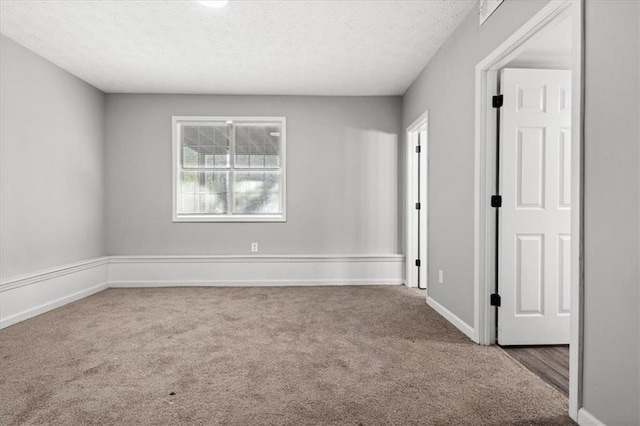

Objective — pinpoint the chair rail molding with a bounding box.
[108,254,405,287]
[0,254,405,328]
[0,257,110,329]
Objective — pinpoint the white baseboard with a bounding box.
[108,254,405,288]
[578,408,607,426]
[1,254,405,327]
[0,257,109,329]
[426,296,476,341]
[110,279,403,288]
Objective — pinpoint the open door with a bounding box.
[497,68,571,345]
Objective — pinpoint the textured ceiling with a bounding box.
[0,0,475,95]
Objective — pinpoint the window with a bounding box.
[172,116,286,222]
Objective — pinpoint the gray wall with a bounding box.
[403,0,640,423]
[402,0,550,326]
[4,2,639,422]
[105,95,402,256]
[0,34,105,279]
[582,1,639,424]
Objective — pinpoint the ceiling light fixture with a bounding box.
[198,1,230,8]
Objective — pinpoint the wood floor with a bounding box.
[502,345,570,396]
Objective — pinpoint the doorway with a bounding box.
[496,65,572,396]
[473,1,583,421]
[405,112,428,291]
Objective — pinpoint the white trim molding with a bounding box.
[109,254,404,288]
[0,254,405,328]
[479,0,504,26]
[0,257,109,329]
[426,296,476,341]
[577,409,607,426]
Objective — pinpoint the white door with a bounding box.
[498,68,572,345]
[416,126,428,291]
[406,120,428,290]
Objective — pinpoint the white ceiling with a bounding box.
[0,0,475,96]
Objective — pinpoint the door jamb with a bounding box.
[473,0,584,421]
[405,111,429,290]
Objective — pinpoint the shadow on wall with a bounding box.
[343,128,398,254]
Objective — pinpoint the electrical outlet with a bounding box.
[251,242,259,253]
[438,270,444,284]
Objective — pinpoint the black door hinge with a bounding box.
[416,145,421,153]
[415,259,421,267]
[415,202,421,210]
[490,293,501,307]
[491,195,502,208]
[492,95,504,108]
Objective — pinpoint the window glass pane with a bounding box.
[235,155,249,168]
[183,146,199,168]
[234,124,281,169]
[214,155,228,167]
[265,155,280,168]
[182,124,230,168]
[233,171,281,214]
[179,171,228,214]
[249,155,265,168]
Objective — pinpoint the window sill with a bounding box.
[173,214,286,223]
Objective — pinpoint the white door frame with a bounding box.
[473,0,583,421]
[405,111,428,290]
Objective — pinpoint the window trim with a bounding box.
[172,116,287,223]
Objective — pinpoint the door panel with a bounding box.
[515,234,544,315]
[498,68,571,345]
[516,127,545,208]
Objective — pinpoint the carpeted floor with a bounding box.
[0,286,574,425]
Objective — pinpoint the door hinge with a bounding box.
[490,293,501,307]
[492,94,504,108]
[415,202,421,210]
[491,195,502,208]
[415,259,421,267]
[415,145,421,154]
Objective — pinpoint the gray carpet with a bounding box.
[0,286,574,425]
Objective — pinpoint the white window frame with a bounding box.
[172,116,287,223]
